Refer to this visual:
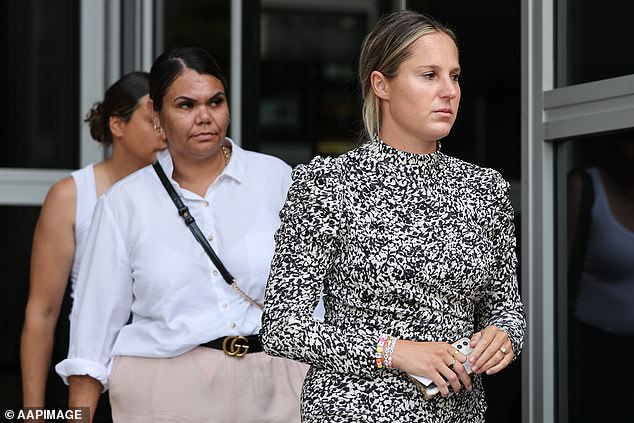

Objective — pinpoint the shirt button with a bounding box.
[222,303,229,309]
[207,234,214,241]
[231,322,237,328]
[212,270,219,276]
[203,201,209,207]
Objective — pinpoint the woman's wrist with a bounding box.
[375,335,388,369]
[390,339,419,371]
[375,335,400,370]
[384,336,398,368]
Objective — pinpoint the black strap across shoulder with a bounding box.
[152,161,235,287]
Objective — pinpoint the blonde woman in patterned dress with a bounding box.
[261,9,525,422]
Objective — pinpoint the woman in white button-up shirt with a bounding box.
[56,47,307,422]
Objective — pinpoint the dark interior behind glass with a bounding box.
[0,206,41,410]
[0,0,79,169]
[559,0,634,86]
[558,130,634,422]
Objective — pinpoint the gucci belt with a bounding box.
[200,334,263,357]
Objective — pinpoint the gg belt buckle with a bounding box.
[222,336,249,357]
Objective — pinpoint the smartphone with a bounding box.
[406,337,473,399]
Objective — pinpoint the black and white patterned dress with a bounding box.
[261,138,525,422]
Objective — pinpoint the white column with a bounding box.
[522,0,556,422]
[80,0,107,167]
[230,0,242,145]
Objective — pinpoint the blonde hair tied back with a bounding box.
[358,10,457,140]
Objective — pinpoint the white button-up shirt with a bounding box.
[56,139,292,389]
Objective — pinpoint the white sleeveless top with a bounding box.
[70,163,98,297]
[574,167,634,335]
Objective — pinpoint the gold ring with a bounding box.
[499,346,507,355]
[449,358,456,369]
[452,349,459,358]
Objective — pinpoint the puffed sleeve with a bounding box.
[475,172,526,356]
[261,156,379,378]
[55,197,133,390]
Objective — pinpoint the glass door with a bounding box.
[0,0,81,410]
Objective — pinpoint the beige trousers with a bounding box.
[109,347,307,423]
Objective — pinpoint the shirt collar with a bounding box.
[156,137,246,185]
[222,137,246,184]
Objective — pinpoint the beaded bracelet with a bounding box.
[375,335,388,369]
[384,336,397,368]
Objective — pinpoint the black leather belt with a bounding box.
[200,335,262,357]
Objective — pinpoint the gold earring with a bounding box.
[153,122,162,134]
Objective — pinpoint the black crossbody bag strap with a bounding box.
[152,161,262,309]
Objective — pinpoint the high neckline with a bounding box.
[368,137,442,168]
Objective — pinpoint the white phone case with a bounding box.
[406,337,473,399]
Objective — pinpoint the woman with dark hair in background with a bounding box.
[20,71,166,421]
[261,9,525,422]
[56,47,307,422]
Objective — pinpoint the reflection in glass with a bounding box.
[564,131,634,421]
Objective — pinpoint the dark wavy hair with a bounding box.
[84,71,149,145]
